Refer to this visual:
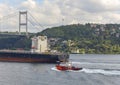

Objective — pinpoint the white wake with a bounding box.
[51,67,120,76]
[51,61,120,76]
[82,68,120,76]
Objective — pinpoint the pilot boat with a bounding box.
[56,61,82,71]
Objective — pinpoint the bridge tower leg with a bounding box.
[19,11,28,36]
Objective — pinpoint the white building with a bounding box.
[31,36,48,53]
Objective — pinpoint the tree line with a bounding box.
[38,24,120,54]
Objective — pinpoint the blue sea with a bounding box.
[0,54,120,85]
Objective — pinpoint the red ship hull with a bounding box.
[56,65,82,71]
[56,65,68,71]
[0,57,57,63]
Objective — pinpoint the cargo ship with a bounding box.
[0,36,69,63]
[0,50,69,63]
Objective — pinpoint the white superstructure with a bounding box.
[31,36,48,53]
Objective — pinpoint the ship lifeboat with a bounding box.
[56,62,82,71]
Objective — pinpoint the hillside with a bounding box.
[38,23,120,54]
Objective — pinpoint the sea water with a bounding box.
[0,54,120,85]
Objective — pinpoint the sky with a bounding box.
[0,0,120,32]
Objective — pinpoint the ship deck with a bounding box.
[0,50,65,55]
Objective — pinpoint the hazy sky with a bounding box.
[0,0,120,32]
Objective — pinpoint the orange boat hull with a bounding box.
[56,65,82,71]
[56,65,68,71]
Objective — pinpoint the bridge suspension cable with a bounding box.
[0,11,18,20]
[0,10,45,35]
[28,11,45,29]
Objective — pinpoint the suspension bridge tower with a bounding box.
[19,11,28,36]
